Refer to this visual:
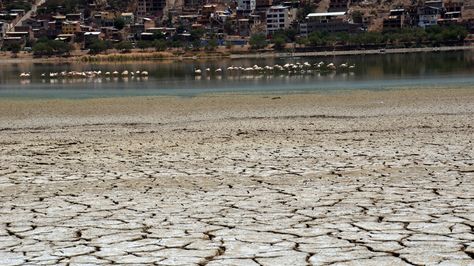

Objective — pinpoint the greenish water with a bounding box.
[0,51,473,99]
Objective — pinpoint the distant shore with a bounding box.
[0,45,473,64]
[230,45,474,59]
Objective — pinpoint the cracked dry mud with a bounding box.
[0,92,473,266]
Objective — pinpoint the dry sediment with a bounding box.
[0,89,473,265]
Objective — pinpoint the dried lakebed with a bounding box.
[0,93,473,266]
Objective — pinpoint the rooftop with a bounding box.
[306,12,346,18]
[269,5,289,10]
[84,31,101,35]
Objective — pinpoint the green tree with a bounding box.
[297,3,314,21]
[153,31,166,40]
[137,40,152,50]
[308,32,326,46]
[352,11,363,24]
[3,43,22,54]
[115,41,133,52]
[190,29,205,42]
[33,42,53,56]
[88,40,109,54]
[191,39,201,50]
[249,34,267,50]
[206,38,218,51]
[32,40,71,56]
[39,0,88,14]
[114,18,126,30]
[153,39,167,51]
[272,36,286,51]
[296,37,309,47]
[6,1,32,11]
[283,29,297,42]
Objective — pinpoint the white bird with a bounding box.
[215,68,222,73]
[136,71,141,74]
[113,71,119,75]
[195,69,202,74]
[205,68,211,72]
[105,72,111,76]
[141,71,149,76]
[121,70,129,76]
[349,64,355,69]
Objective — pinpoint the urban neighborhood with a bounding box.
[0,0,473,57]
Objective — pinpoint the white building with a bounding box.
[237,0,256,13]
[418,0,443,28]
[266,5,292,35]
[418,6,442,28]
[0,21,7,40]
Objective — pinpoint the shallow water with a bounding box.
[0,51,473,99]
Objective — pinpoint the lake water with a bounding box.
[0,51,473,99]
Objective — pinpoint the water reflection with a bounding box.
[0,51,472,99]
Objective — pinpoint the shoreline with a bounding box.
[230,45,474,59]
[0,45,472,64]
[1,87,473,129]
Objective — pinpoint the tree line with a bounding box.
[2,25,468,56]
[256,25,469,51]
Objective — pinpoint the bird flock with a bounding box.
[194,61,355,75]
[19,70,149,79]
[18,61,356,81]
